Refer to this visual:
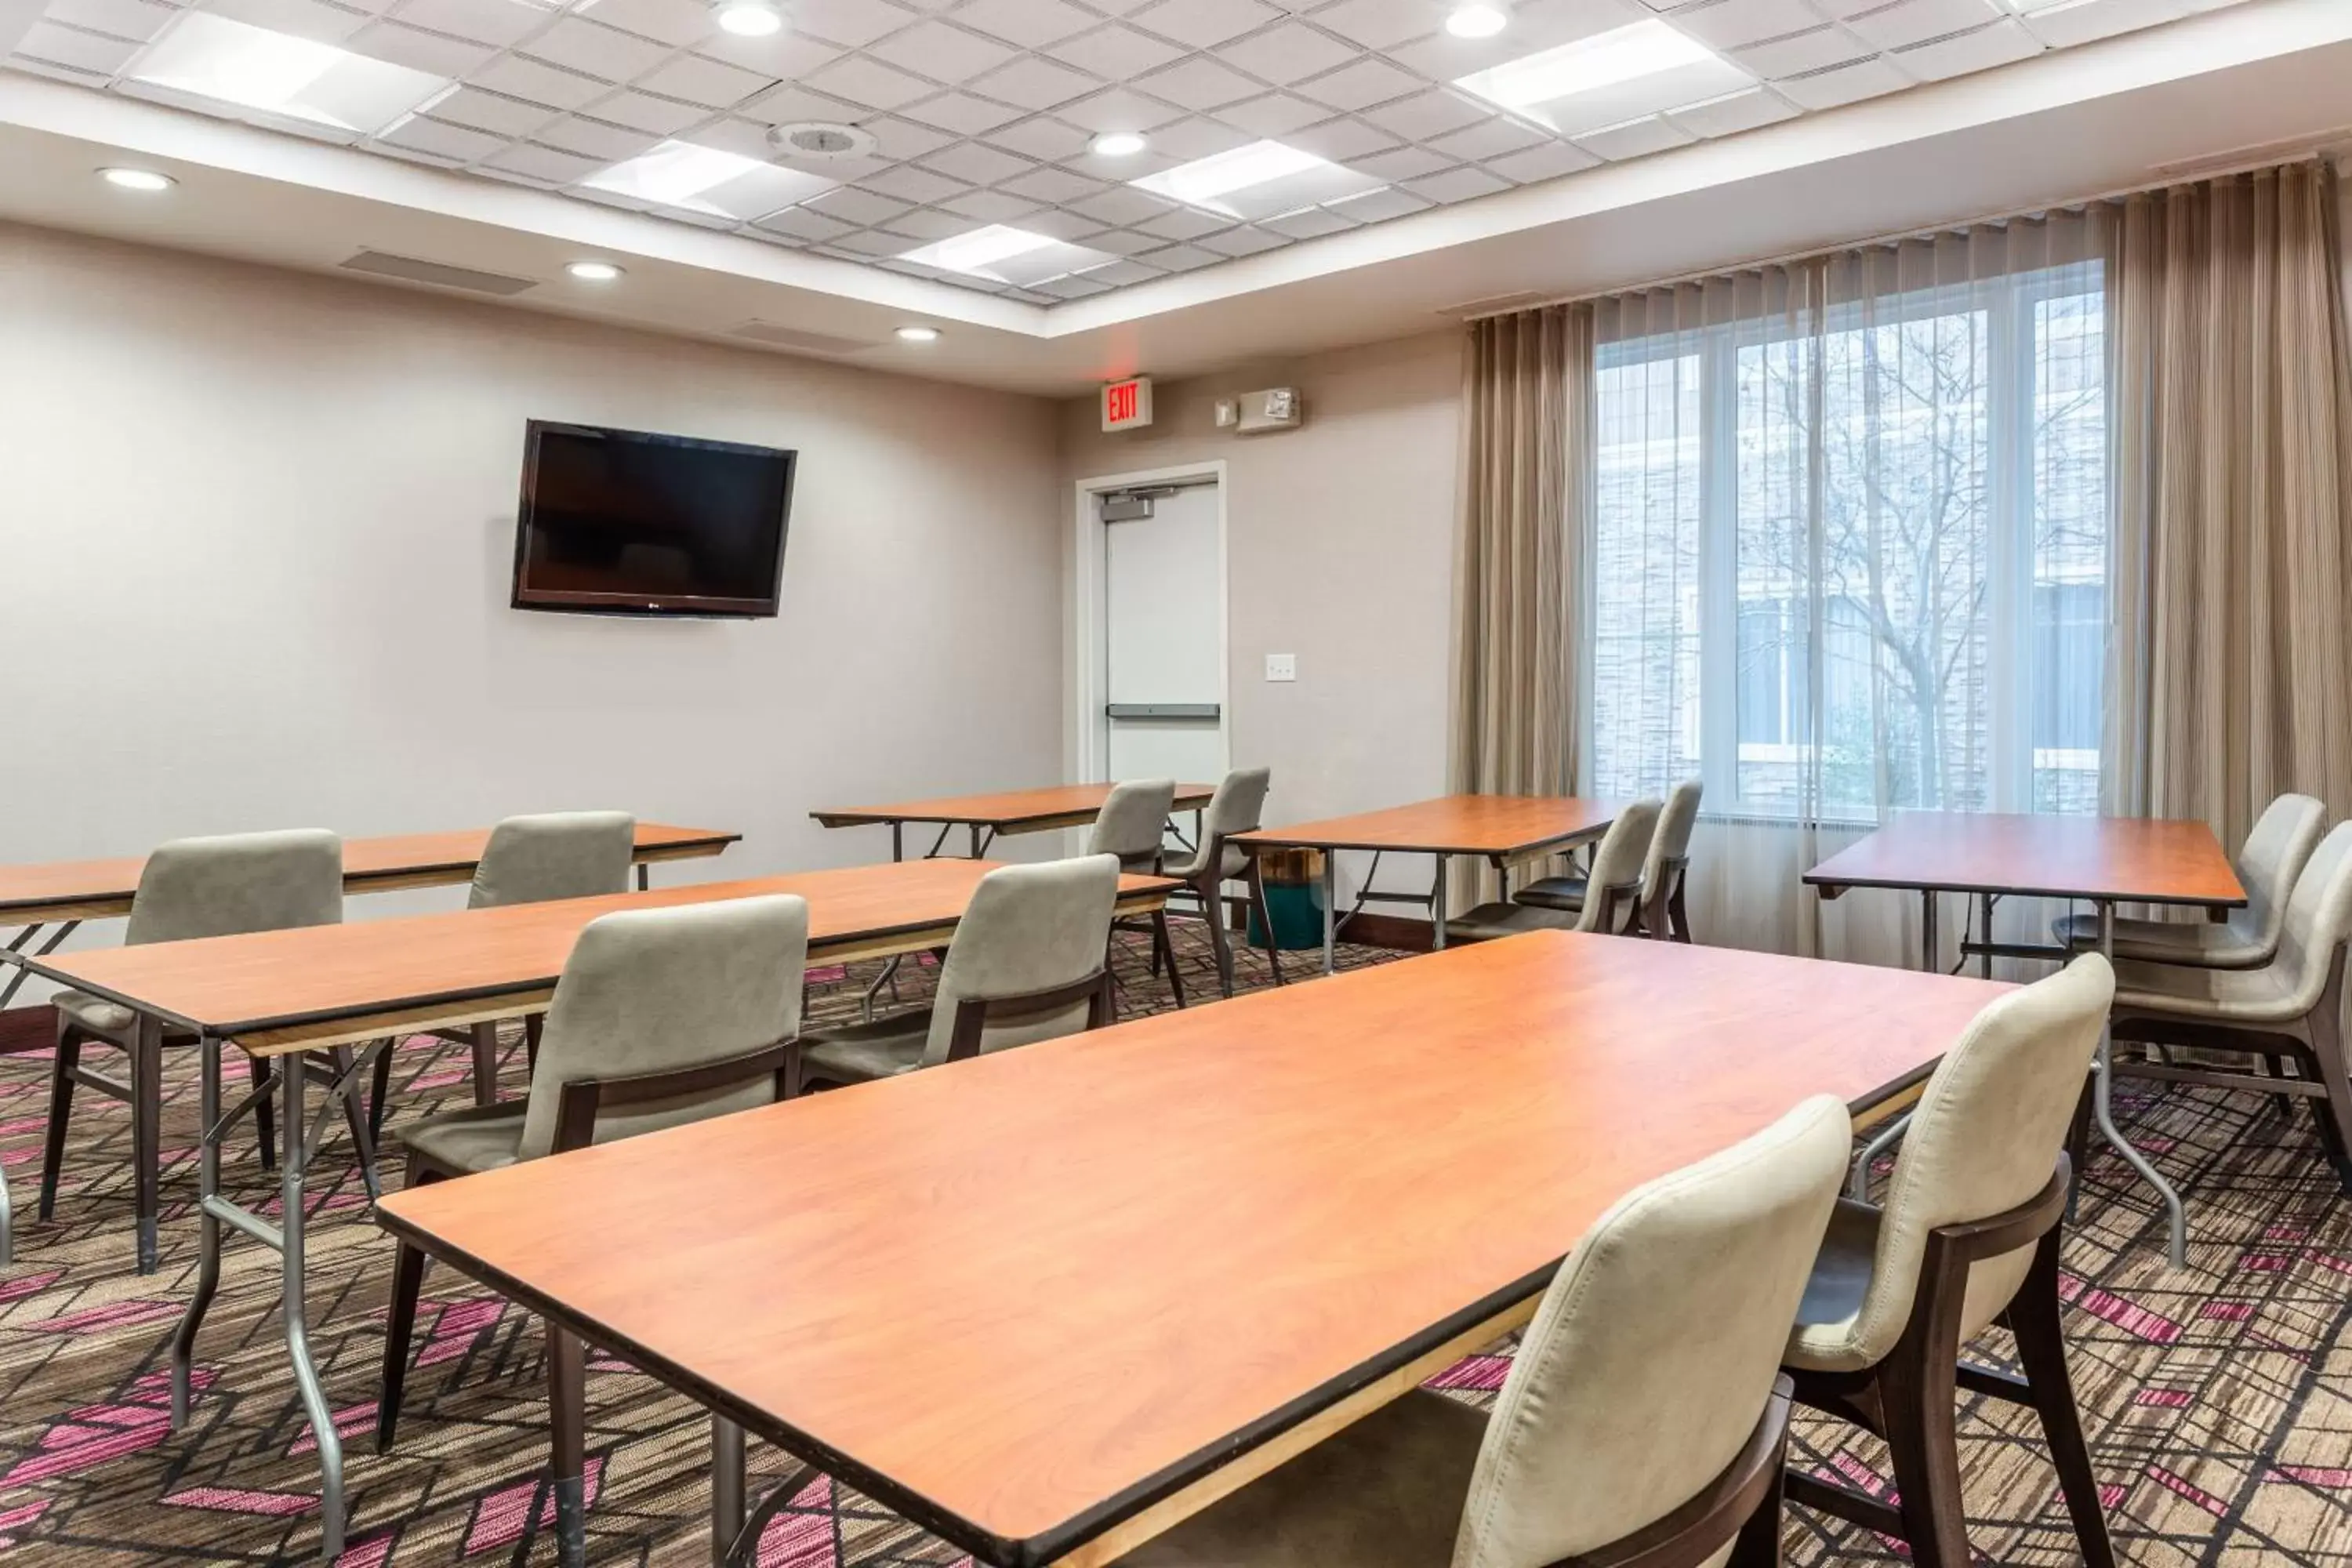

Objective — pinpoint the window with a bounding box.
[1587,255,2108,822]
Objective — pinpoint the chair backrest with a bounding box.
[2234,793,2327,955]
[1087,779,1177,869]
[517,894,809,1161]
[1575,799,1661,934]
[2270,821,2352,1014]
[1834,954,2114,1365]
[1640,778,1702,917]
[469,812,637,909]
[1171,767,1272,880]
[1452,1095,1851,1568]
[125,829,344,946]
[922,856,1121,1067]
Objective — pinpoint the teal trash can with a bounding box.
[1246,848,1327,952]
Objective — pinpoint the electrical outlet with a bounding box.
[1265,653,1297,682]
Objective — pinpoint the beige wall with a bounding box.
[1058,331,1464,901]
[0,222,1065,927]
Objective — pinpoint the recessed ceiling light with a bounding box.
[566,260,623,281]
[895,325,941,343]
[1130,140,1383,221]
[897,226,1117,287]
[583,140,834,219]
[1446,4,1508,38]
[713,0,784,36]
[129,11,447,136]
[100,167,175,191]
[1452,19,1747,134]
[1089,131,1149,158]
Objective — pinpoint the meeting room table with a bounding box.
[379,929,2005,1568]
[10,856,1178,1562]
[1805,810,2246,1266]
[812,782,1217,861]
[1231,794,1621,972]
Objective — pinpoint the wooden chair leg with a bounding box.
[1875,1342,1973,1568]
[548,1323,590,1568]
[524,1014,544,1076]
[1153,909,1186,1009]
[2303,1003,2352,1194]
[1248,864,1285,988]
[1206,883,1238,1000]
[376,1237,430,1452]
[251,1054,278,1172]
[2004,1230,2117,1568]
[331,1045,379,1201]
[1728,1432,1789,1568]
[368,1040,395,1145]
[38,1030,80,1221]
[470,1021,501,1108]
[1669,880,1693,943]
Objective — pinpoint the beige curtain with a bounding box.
[1449,304,1593,905]
[2106,161,2352,847]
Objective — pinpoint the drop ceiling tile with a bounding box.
[374,140,463,167]
[1127,0,1286,48]
[388,0,542,47]
[997,164,1109,201]
[858,162,972,201]
[1138,205,1232,239]
[524,16,673,79]
[1425,115,1549,162]
[350,20,501,77]
[753,202,858,241]
[1130,56,1263,111]
[1293,54,1423,111]
[1214,92,1334,136]
[1325,182,1436,220]
[1141,242,1224,270]
[1139,114,1254,159]
[15,20,138,70]
[1077,257,1169,285]
[471,54,609,109]
[1663,0,1831,49]
[1773,53,1911,107]
[1734,24,1872,76]
[1066,184,1177,224]
[581,88,710,133]
[484,140,605,182]
[1356,89,1486,141]
[803,53,938,109]
[1016,206,1112,239]
[1214,20,1359,83]
[575,0,711,46]
[865,18,1022,82]
[1573,113,1695,158]
[2020,0,2187,46]
[899,90,1029,132]
[735,82,866,123]
[789,0,924,48]
[984,114,1097,159]
[861,114,960,157]
[532,114,664,160]
[1054,86,1189,133]
[377,112,506,159]
[965,53,1100,109]
[938,187,1046,220]
[1283,116,1398,161]
[1403,163,1512,202]
[204,0,368,43]
[1896,16,2042,78]
[695,31,844,78]
[39,0,176,42]
[1196,223,1288,256]
[1482,137,1602,180]
[1345,143,1451,180]
[1664,84,1798,136]
[917,139,1034,183]
[1063,143,1182,179]
[1308,0,1444,51]
[1043,24,1185,79]
[1259,202,1359,238]
[805,184,913,223]
[428,86,561,136]
[1081,225,1175,254]
[771,148,889,181]
[1030,270,1112,298]
[953,0,1098,47]
[672,115,775,157]
[1843,0,2004,50]
[830,227,918,256]
[879,205,982,238]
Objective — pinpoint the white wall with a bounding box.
[0,222,1065,935]
[1058,332,1465,903]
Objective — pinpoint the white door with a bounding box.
[1102,481,1225,792]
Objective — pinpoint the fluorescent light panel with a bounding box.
[129,12,446,135]
[1454,19,1751,136]
[1129,140,1384,221]
[898,226,1116,288]
[583,140,835,220]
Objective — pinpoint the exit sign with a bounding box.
[1101,376,1153,432]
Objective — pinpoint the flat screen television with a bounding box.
[510,421,795,618]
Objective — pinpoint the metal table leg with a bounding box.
[2088,901,2188,1267]
[550,1325,587,1568]
[712,1414,746,1566]
[1431,855,1449,950]
[637,864,649,892]
[1921,888,1938,973]
[1978,892,1994,978]
[1,919,78,1010]
[1320,853,1337,976]
[891,822,903,863]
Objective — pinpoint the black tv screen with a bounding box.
[511,421,795,617]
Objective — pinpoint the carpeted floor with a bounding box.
[2,925,2350,1565]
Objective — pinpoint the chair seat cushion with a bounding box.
[1788,1194,2039,1375]
[1111,1391,1484,1568]
[1512,874,1588,913]
[2108,956,2304,1025]
[54,989,138,1037]
[799,1013,933,1086]
[394,1102,526,1177]
[2053,911,2267,969]
[1444,902,1579,943]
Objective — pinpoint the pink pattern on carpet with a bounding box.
[0,1269,63,1305]
[414,1296,509,1368]
[288,1401,379,1457]
[31,1298,181,1334]
[2238,1252,2292,1272]
[2060,1273,2183,1343]
[2264,1224,2309,1242]
[162,1486,318,1515]
[2201,1301,2256,1320]
[2099,1483,2128,1510]
[335,1530,397,1568]
[4,1399,173,1485]
[2273,1465,2352,1487]
[406,1069,471,1092]
[463,1456,605,1555]
[0,1116,49,1137]
[1424,1354,1511,1392]
[806,965,848,984]
[757,1501,838,1568]
[2147,1465,2230,1516]
[2136,1389,2194,1408]
[2308,1253,2352,1278]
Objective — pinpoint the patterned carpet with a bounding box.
[1,924,2350,1566]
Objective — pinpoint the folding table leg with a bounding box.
[132,1014,162,1274]
[1431,854,1450,950]
[278,1051,347,1561]
[712,1414,746,1566]
[2088,902,2188,1268]
[171,1034,225,1425]
[550,1325,589,1568]
[1321,852,1337,976]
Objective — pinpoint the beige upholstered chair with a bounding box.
[378,894,809,1450]
[2108,821,2352,1193]
[40,829,347,1273]
[1516,779,1702,942]
[2056,793,2324,968]
[1784,955,2117,1568]
[792,855,1120,1090]
[1091,780,1189,1007]
[441,812,637,1110]
[1162,767,1280,998]
[1446,798,1662,945]
[1112,1096,1854,1568]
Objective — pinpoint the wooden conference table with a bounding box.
[814,782,1218,861]
[1233,794,1621,973]
[382,931,2006,1568]
[1806,811,2245,1266]
[16,857,1178,1563]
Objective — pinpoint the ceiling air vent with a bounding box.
[728,321,883,355]
[338,250,539,296]
[768,122,878,160]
